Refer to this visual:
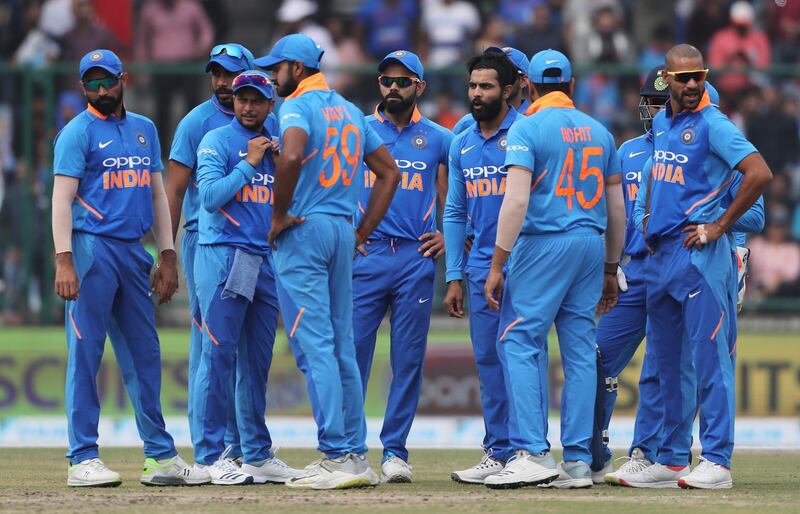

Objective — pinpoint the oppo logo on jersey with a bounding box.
[396,159,428,171]
[463,165,507,180]
[102,155,152,190]
[653,150,688,164]
[625,171,642,202]
[102,156,152,169]
[625,171,641,183]
[251,172,274,186]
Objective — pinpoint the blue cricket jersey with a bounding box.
[639,90,757,244]
[452,99,529,135]
[444,107,520,282]
[53,105,163,240]
[195,117,276,256]
[617,133,652,257]
[504,92,620,236]
[170,95,278,232]
[722,172,765,246]
[357,106,452,240]
[277,73,382,218]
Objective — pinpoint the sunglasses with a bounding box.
[81,74,121,92]
[233,72,274,96]
[665,69,709,84]
[378,76,420,88]
[210,44,253,67]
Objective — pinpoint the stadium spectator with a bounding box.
[586,4,632,64]
[475,16,509,53]
[0,0,26,60]
[768,0,800,63]
[514,2,565,57]
[745,86,799,174]
[135,0,214,140]
[13,2,60,67]
[355,0,419,60]
[749,218,800,300]
[325,16,367,97]
[420,0,481,68]
[638,24,673,72]
[574,73,621,129]
[433,92,466,130]
[562,0,623,64]
[39,0,74,40]
[708,1,771,99]
[686,0,729,54]
[272,0,340,84]
[60,0,124,63]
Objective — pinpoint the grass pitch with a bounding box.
[0,449,798,513]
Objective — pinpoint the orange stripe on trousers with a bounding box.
[710,311,725,341]
[500,317,524,341]
[290,308,305,338]
[69,309,82,340]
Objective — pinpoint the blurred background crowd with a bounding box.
[0,0,799,325]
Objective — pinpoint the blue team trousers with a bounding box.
[192,244,278,465]
[500,229,603,463]
[181,230,241,459]
[352,238,435,462]
[272,213,367,458]
[65,232,176,465]
[645,235,736,469]
[464,266,513,463]
[594,257,662,465]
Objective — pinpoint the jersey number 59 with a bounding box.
[319,123,361,188]
[555,146,604,210]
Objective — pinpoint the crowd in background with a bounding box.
[1,0,799,323]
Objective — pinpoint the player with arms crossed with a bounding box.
[353,50,452,483]
[52,49,203,487]
[443,50,521,485]
[483,49,626,489]
[257,34,400,490]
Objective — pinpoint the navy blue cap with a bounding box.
[79,49,123,78]
[705,82,720,106]
[486,47,530,76]
[254,34,324,70]
[378,50,424,80]
[206,43,254,73]
[232,70,275,100]
[529,49,572,84]
[640,65,669,98]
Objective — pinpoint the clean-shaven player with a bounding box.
[166,42,262,469]
[443,50,521,485]
[353,50,453,483]
[452,47,530,134]
[483,49,626,490]
[193,70,302,486]
[626,44,771,489]
[257,34,400,490]
[52,49,204,487]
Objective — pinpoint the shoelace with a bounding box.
[386,456,412,470]
[215,458,240,474]
[83,458,107,472]
[615,455,650,474]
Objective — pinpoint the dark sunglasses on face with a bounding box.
[378,75,419,88]
[81,74,121,92]
[666,69,709,84]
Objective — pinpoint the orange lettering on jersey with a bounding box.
[237,184,272,205]
[671,166,685,185]
[321,105,347,122]
[560,126,592,143]
[466,181,478,198]
[626,182,639,202]
[652,164,685,186]
[466,178,506,198]
[103,169,151,190]
[406,172,423,191]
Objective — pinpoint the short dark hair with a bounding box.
[532,68,571,95]
[466,52,516,88]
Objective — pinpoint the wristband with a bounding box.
[604,262,619,275]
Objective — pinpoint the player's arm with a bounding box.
[600,172,625,314]
[166,160,192,241]
[632,157,653,234]
[150,171,179,304]
[268,127,308,247]
[52,175,80,301]
[442,144,468,317]
[417,161,449,260]
[358,145,401,244]
[198,136,268,211]
[728,172,766,235]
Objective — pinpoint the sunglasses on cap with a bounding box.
[233,72,273,92]
[211,44,246,59]
[665,69,709,84]
[378,75,420,88]
[81,74,121,92]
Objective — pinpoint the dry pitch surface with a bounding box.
[0,449,799,513]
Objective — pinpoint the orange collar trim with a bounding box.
[286,73,331,100]
[373,105,422,125]
[87,103,108,120]
[525,92,575,116]
[691,90,711,113]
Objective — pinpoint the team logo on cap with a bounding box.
[90,52,103,61]
[680,128,695,145]
[137,133,147,147]
[497,137,508,151]
[394,51,406,57]
[411,134,427,149]
[654,76,668,91]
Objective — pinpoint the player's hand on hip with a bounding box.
[152,249,179,305]
[484,269,504,311]
[418,231,444,259]
[597,273,619,314]
[443,280,464,318]
[464,235,474,253]
[682,221,724,250]
[245,136,270,167]
[617,265,628,293]
[268,214,305,249]
[55,252,80,301]
[355,236,370,257]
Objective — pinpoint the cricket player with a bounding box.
[353,50,453,483]
[482,49,626,489]
[625,44,771,489]
[166,42,262,467]
[193,70,301,485]
[453,47,530,134]
[52,49,204,487]
[256,34,400,489]
[443,50,521,484]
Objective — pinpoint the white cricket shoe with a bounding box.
[67,458,122,487]
[240,451,303,484]
[678,457,733,489]
[605,448,653,486]
[592,457,613,484]
[199,457,254,485]
[539,461,593,489]
[140,454,210,486]
[618,462,689,488]
[381,455,413,483]
[286,453,379,490]
[484,450,559,489]
[451,452,504,484]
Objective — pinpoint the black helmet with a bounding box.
[639,65,669,132]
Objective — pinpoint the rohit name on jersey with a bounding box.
[363,159,428,191]
[235,170,274,205]
[463,165,506,198]
[101,155,152,190]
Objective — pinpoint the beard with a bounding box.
[673,85,702,111]
[89,91,123,116]
[276,74,299,98]
[470,95,503,122]
[214,87,234,108]
[383,91,416,115]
